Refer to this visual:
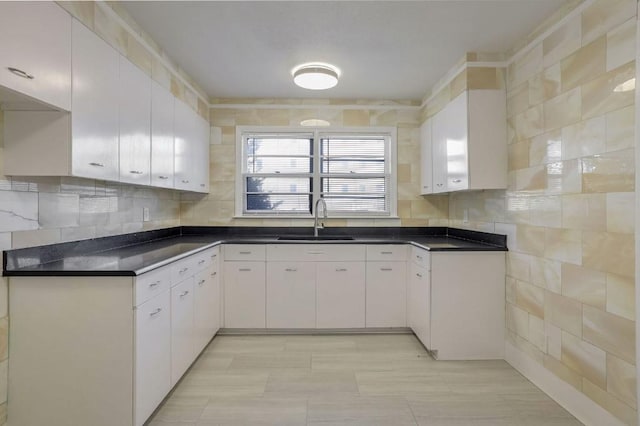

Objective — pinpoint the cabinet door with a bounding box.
[193,269,217,354]
[0,2,72,110]
[408,262,430,349]
[193,113,210,193]
[173,99,193,190]
[71,20,119,181]
[119,56,151,185]
[210,248,222,334]
[170,278,195,386]
[443,91,469,191]
[430,107,448,193]
[266,262,316,328]
[135,290,170,426]
[366,262,407,327]
[316,262,365,328]
[419,119,433,195]
[223,262,266,328]
[151,81,175,188]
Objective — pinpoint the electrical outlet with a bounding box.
[143,207,150,222]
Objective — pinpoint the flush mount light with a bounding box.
[292,63,340,90]
[614,78,635,92]
[300,119,330,127]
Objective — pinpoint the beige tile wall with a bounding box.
[180,100,449,227]
[446,0,637,424]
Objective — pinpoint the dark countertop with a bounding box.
[3,226,507,277]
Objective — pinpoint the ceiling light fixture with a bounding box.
[292,63,340,90]
[300,119,330,127]
[614,78,635,92]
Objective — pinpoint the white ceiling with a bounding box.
[123,1,569,101]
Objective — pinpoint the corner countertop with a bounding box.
[3,226,507,277]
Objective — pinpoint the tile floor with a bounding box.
[147,334,583,426]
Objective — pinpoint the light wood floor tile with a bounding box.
[152,396,209,422]
[265,370,359,397]
[228,352,311,370]
[199,397,307,425]
[307,396,417,424]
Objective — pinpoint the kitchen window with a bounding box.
[236,126,397,217]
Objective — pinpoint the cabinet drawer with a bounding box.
[411,247,430,269]
[366,245,408,261]
[192,249,213,273]
[224,244,266,261]
[135,266,171,306]
[170,257,198,285]
[267,244,365,262]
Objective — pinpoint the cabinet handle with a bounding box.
[416,255,423,260]
[335,268,347,272]
[198,260,206,265]
[416,273,423,278]
[89,162,104,167]
[380,268,393,271]
[179,267,188,274]
[148,281,160,288]
[380,251,393,255]
[200,183,206,187]
[239,268,251,272]
[308,251,324,255]
[130,170,143,175]
[211,254,217,258]
[198,279,206,286]
[452,179,462,183]
[239,251,252,255]
[182,179,189,183]
[158,176,169,180]
[436,183,443,187]
[149,307,162,317]
[211,271,217,276]
[179,290,189,298]
[7,67,34,80]
[285,268,297,272]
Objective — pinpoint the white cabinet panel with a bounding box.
[420,119,433,195]
[408,261,430,350]
[174,99,209,193]
[194,113,210,192]
[365,245,407,262]
[151,81,175,188]
[135,290,170,426]
[266,262,316,328]
[223,261,266,328]
[316,262,365,328]
[194,269,217,353]
[134,265,170,306]
[366,262,407,327]
[0,2,71,110]
[119,56,151,185]
[170,278,195,385]
[71,20,119,181]
[225,244,266,261]
[267,244,365,262]
[443,91,469,192]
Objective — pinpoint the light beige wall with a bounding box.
[180,100,449,227]
[446,0,637,423]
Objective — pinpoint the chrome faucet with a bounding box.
[314,198,327,237]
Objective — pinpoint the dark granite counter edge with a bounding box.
[4,226,507,277]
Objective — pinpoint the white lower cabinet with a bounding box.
[170,277,195,386]
[316,262,366,328]
[223,261,266,328]
[408,256,431,350]
[366,261,407,327]
[135,290,171,426]
[266,262,316,328]
[193,268,217,354]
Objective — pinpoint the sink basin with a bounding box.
[277,235,355,241]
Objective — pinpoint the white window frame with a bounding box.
[235,126,398,218]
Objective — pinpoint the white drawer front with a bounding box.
[192,249,213,273]
[135,266,170,306]
[267,244,365,262]
[411,246,430,269]
[366,245,408,261]
[224,244,266,261]
[170,257,198,285]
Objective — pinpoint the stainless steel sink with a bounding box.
[277,235,355,241]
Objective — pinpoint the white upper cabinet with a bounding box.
[119,56,151,185]
[419,118,433,195]
[0,2,72,111]
[151,81,175,188]
[428,89,506,194]
[174,99,210,193]
[71,20,120,181]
